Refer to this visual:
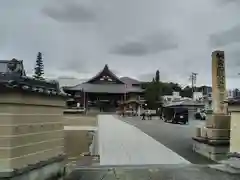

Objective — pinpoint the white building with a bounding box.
[162,91,194,106]
[162,92,182,104]
[193,92,203,101]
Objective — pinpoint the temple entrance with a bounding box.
[63,64,144,114]
[87,93,123,112]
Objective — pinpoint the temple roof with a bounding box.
[63,64,144,94]
[120,77,140,85]
[163,99,204,107]
[64,83,143,94]
[85,64,124,84]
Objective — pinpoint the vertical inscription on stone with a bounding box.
[212,50,227,114]
[216,52,225,89]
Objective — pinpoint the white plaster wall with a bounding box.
[98,115,190,165]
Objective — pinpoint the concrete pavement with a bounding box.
[98,115,190,165]
[120,116,216,164]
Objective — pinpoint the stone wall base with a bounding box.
[192,140,229,161]
[196,127,230,140]
[206,114,230,129]
[0,155,66,180]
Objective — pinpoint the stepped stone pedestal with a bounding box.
[0,86,66,179]
[192,50,230,161]
[192,114,230,161]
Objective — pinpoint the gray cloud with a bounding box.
[138,73,156,82]
[215,0,239,5]
[111,42,148,56]
[225,51,240,68]
[58,59,89,74]
[42,0,96,23]
[2,0,240,89]
[111,31,178,56]
[209,25,240,47]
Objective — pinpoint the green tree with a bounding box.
[161,82,173,95]
[145,82,157,109]
[155,70,160,83]
[169,82,182,92]
[144,77,163,109]
[180,86,192,98]
[33,52,44,80]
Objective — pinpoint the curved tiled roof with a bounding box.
[65,83,143,94]
[63,64,144,93]
[0,74,65,97]
[120,77,140,85]
[85,64,124,84]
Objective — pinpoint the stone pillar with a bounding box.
[206,51,230,130]
[192,50,231,161]
[211,50,227,114]
[0,87,66,179]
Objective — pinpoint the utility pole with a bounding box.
[189,72,198,99]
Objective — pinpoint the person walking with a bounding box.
[147,109,152,120]
[141,111,146,120]
[137,106,141,117]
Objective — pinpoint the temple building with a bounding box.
[63,64,144,112]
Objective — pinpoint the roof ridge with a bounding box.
[85,64,124,84]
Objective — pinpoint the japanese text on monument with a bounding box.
[216,53,225,89]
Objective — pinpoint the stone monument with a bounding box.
[192,50,231,161]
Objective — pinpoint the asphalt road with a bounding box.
[121,117,216,164]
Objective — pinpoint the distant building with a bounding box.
[172,91,180,97]
[162,91,193,106]
[162,92,181,104]
[63,64,144,112]
[228,90,234,99]
[198,86,212,95]
[193,92,203,101]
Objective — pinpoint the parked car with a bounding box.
[194,110,206,120]
[163,107,188,125]
[171,108,189,124]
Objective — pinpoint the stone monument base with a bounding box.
[192,137,229,161]
[192,114,230,162]
[206,114,230,129]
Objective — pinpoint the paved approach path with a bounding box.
[120,117,215,164]
[98,115,190,165]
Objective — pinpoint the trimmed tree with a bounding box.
[33,52,44,80]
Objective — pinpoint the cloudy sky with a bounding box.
[1,0,240,88]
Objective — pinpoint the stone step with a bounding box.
[192,141,229,161]
[198,127,230,139]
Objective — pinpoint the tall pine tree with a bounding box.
[33,52,44,80]
[155,70,160,83]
